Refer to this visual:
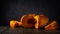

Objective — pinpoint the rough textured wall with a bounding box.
[1,0,59,29]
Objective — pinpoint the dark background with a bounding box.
[0,0,60,29]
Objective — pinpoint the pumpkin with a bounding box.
[20,14,37,28]
[44,21,58,30]
[38,14,49,28]
[10,20,21,29]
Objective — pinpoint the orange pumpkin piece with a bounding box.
[44,21,59,30]
[20,14,37,28]
[10,20,22,29]
[39,14,49,28]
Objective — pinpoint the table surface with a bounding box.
[0,26,60,34]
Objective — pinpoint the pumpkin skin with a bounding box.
[44,21,58,30]
[20,14,49,29]
[10,14,58,30]
[20,14,37,28]
[10,20,21,29]
[38,14,49,28]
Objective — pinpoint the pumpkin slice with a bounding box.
[39,14,49,28]
[10,20,21,29]
[44,21,59,30]
[20,14,37,28]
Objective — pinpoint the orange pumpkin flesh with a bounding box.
[44,21,58,30]
[9,14,58,31]
[20,14,37,28]
[38,14,49,28]
[10,20,22,29]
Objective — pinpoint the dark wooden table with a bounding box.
[0,26,60,34]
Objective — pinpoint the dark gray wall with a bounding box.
[1,0,60,29]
